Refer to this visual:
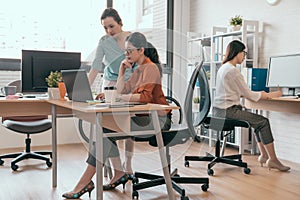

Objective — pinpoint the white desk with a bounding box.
[48,100,178,200]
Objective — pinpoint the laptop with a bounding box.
[62,69,147,106]
[61,69,94,102]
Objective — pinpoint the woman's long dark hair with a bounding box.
[126,32,162,77]
[222,40,246,64]
[100,7,122,25]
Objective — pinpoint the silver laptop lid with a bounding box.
[61,69,94,102]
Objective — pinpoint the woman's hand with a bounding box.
[261,87,283,99]
[120,59,133,71]
[95,93,105,100]
[269,87,283,98]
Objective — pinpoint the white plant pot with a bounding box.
[48,87,60,100]
[229,25,242,32]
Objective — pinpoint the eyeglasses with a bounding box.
[125,48,139,54]
[242,51,248,56]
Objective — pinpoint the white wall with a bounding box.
[186,0,300,163]
[189,0,300,67]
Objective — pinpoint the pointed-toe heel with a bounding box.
[127,173,134,180]
[103,173,129,191]
[266,160,291,172]
[122,162,133,180]
[62,180,95,199]
[258,155,268,167]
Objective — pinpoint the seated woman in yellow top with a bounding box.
[62,32,171,199]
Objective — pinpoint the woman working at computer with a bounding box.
[62,32,171,199]
[213,40,290,172]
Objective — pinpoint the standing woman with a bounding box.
[62,8,134,199]
[213,40,290,172]
[88,8,135,177]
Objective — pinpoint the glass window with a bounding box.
[114,0,167,63]
[143,0,154,16]
[0,0,170,93]
[0,0,106,61]
[114,0,168,93]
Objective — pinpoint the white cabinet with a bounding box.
[187,20,260,153]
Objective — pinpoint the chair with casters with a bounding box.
[131,61,210,200]
[184,66,251,176]
[0,80,52,171]
[0,116,53,171]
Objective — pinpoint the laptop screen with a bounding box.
[61,69,94,102]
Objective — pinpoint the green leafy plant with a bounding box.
[193,97,200,104]
[230,15,243,26]
[45,71,62,87]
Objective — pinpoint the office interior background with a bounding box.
[0,0,300,164]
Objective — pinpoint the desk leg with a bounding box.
[151,111,175,200]
[95,113,104,200]
[51,105,57,187]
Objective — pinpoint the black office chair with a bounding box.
[0,80,52,171]
[184,66,251,176]
[132,62,210,200]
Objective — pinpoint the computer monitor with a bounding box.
[266,54,300,96]
[21,50,81,93]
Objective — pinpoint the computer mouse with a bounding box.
[15,93,23,98]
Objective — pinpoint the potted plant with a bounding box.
[45,70,64,100]
[193,96,200,112]
[193,97,200,104]
[45,71,62,88]
[229,15,243,31]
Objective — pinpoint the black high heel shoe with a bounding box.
[103,173,129,190]
[62,180,95,199]
[122,162,134,180]
[127,173,134,180]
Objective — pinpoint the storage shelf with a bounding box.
[189,36,211,42]
[212,30,255,38]
[198,134,240,147]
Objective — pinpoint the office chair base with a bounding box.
[132,168,209,199]
[0,150,52,171]
[184,153,251,176]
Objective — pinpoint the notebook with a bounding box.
[108,101,146,108]
[61,69,94,102]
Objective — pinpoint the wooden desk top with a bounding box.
[0,98,70,117]
[0,98,178,118]
[245,97,300,114]
[48,100,179,133]
[47,100,179,113]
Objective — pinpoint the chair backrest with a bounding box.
[166,96,182,124]
[184,61,211,138]
[7,80,22,93]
